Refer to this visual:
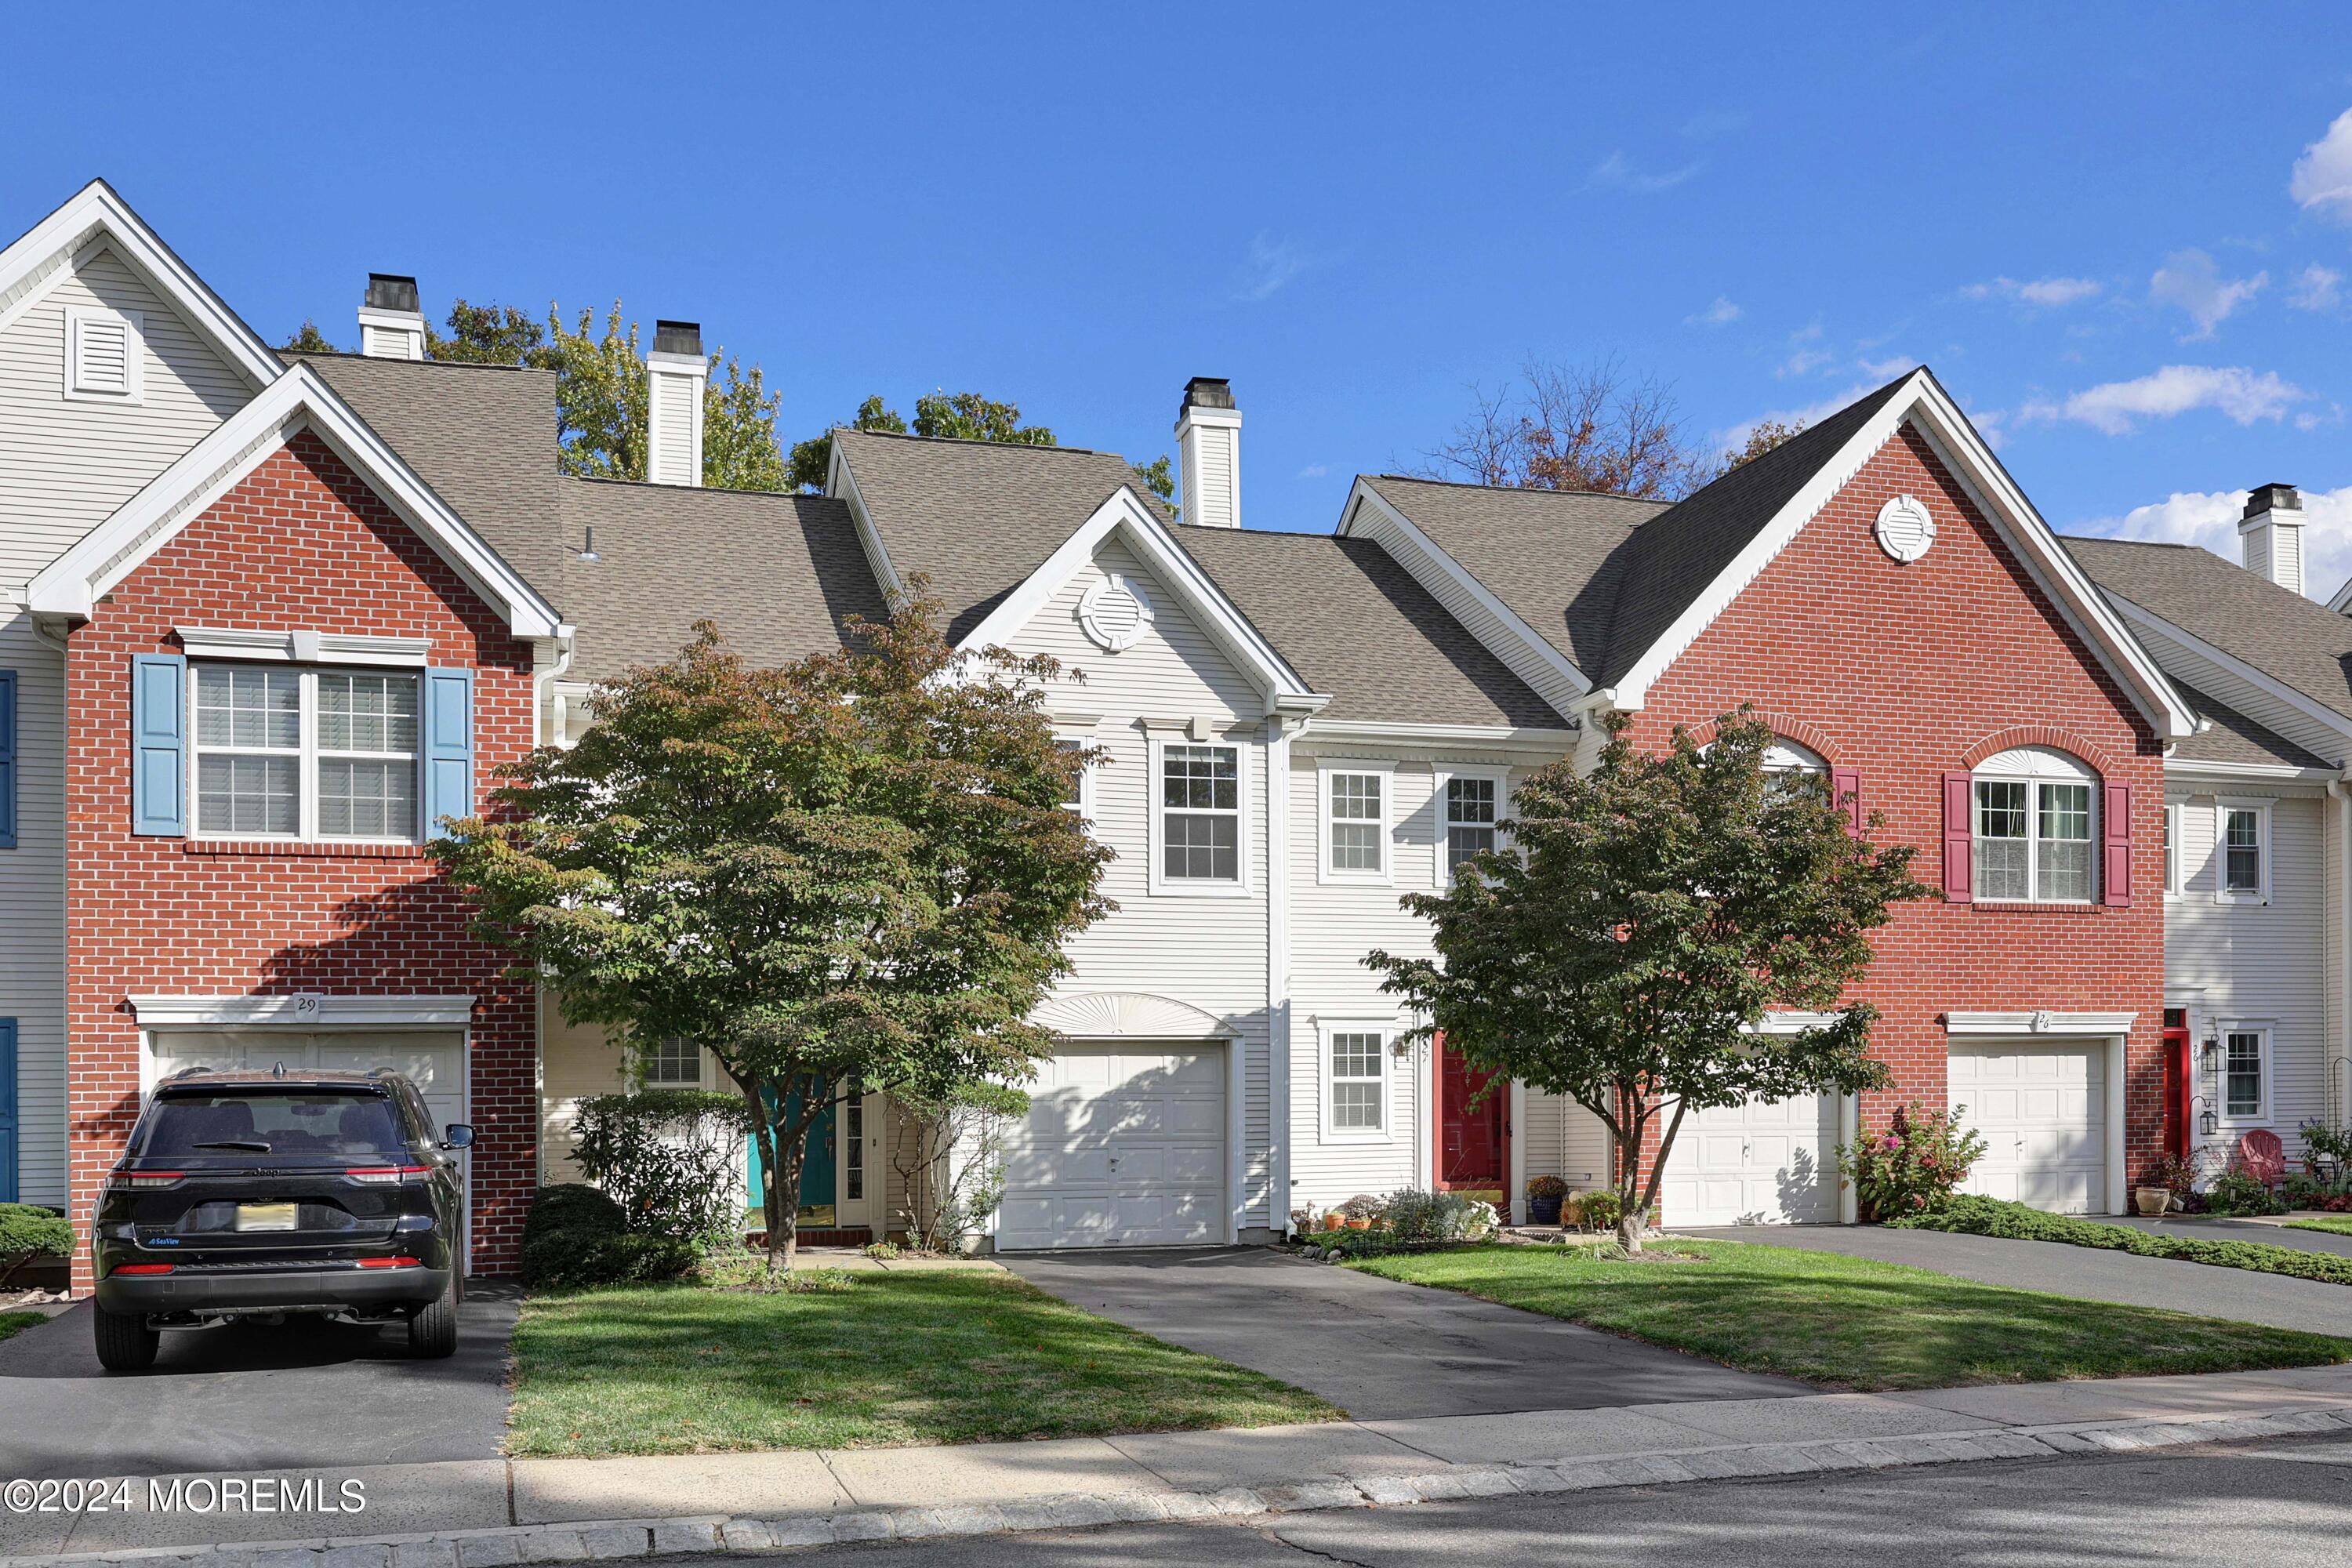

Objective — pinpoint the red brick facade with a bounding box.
[64,433,537,1287]
[1624,426,2166,1200]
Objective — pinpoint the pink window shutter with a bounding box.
[1941,771,1973,902]
[1830,766,1862,833]
[2103,779,2132,906]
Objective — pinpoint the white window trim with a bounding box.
[63,304,145,405]
[190,662,423,846]
[1971,757,2100,906]
[2214,797,2272,906]
[1054,733,1095,822]
[1316,758,1396,887]
[640,1037,706,1091]
[1317,1018,1396,1144]
[1147,732,1253,897]
[2163,800,2183,899]
[1432,765,1510,889]
[2214,1020,2274,1127]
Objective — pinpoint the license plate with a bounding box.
[235,1203,298,1232]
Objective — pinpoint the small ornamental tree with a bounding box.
[1369,710,1928,1252]
[432,591,1110,1271]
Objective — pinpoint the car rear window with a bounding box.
[141,1091,408,1157]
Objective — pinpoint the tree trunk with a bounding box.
[773,1120,807,1272]
[1615,1081,1646,1256]
[746,1080,790,1279]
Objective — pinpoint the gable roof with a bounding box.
[0,180,281,390]
[27,362,563,638]
[830,428,1168,642]
[1166,527,1566,728]
[2168,682,2334,771]
[2064,535,2352,728]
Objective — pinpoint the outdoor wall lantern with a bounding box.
[2201,1033,2221,1076]
[2200,1105,2218,1138]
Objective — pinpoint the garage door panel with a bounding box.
[1665,1092,1839,1227]
[1951,1042,2105,1216]
[995,1044,1226,1250]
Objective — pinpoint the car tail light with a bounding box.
[344,1166,431,1185]
[108,1170,186,1191]
[356,1255,423,1269]
[111,1263,174,1276]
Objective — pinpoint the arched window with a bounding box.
[1971,746,2096,902]
[1761,735,1828,777]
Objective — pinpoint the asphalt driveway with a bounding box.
[1679,1225,2352,1338]
[0,1283,517,1481]
[1000,1247,1808,1419]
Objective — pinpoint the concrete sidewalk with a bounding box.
[11,1363,2352,1566]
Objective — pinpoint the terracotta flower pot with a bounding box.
[1346,1217,1372,1231]
[2134,1187,2172,1217]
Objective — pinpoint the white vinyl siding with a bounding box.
[651,371,699,485]
[0,613,64,1203]
[0,246,250,593]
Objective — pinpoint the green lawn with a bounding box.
[506,1270,1339,1457]
[1352,1241,2352,1391]
[0,1312,45,1345]
[2288,1217,2352,1237]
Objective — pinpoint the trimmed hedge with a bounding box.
[1890,1195,2352,1287]
[0,1203,73,1285]
[520,1183,698,1291]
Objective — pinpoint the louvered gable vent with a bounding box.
[65,307,143,401]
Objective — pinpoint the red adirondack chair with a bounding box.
[2238,1127,2286,1188]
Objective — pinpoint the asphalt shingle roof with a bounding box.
[2064,535,2352,724]
[1167,526,1566,727]
[2169,683,2332,770]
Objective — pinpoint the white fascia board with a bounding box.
[0,180,283,389]
[1341,480,1593,699]
[1607,371,2197,742]
[28,364,562,638]
[1297,717,1577,761]
[2104,593,2352,754]
[826,441,905,599]
[958,486,1319,706]
[132,993,476,1029]
[1943,1011,2136,1036]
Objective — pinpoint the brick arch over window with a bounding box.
[1959,724,2121,779]
[1679,711,1845,766]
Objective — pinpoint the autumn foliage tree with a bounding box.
[431,592,1111,1269]
[1368,711,1927,1252]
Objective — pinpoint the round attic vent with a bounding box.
[1874,494,1936,563]
[1078,574,1155,652]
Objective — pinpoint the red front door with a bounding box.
[1435,1033,1508,1189]
[2161,1008,2191,1161]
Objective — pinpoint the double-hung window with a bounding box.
[194,665,420,842]
[2216,801,2269,904]
[2163,802,2181,897]
[1160,742,1240,885]
[2223,1026,2269,1122]
[1324,1025,1388,1139]
[1054,738,1090,817]
[1320,763,1392,883]
[1971,748,2096,902]
[642,1036,703,1089]
[1439,772,1501,884]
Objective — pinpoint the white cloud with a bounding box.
[2019,365,2307,435]
[2085,484,2352,601]
[1686,296,1741,326]
[2289,263,2344,311]
[2290,108,2352,222]
[1236,234,1323,302]
[1297,463,1328,479]
[2148,249,2266,339]
[1778,348,1834,378]
[1715,383,1875,454]
[1959,276,2103,307]
[1857,355,1917,379]
[1587,151,1703,194]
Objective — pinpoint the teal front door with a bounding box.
[746,1086,837,1219]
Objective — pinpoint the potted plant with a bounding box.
[1526,1174,1569,1225]
[2132,1185,2172,1217]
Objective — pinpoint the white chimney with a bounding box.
[2239,482,2306,597]
[357,274,425,360]
[645,320,707,487]
[1174,376,1242,528]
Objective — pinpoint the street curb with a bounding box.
[16,1404,2352,1568]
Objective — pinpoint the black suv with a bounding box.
[89,1066,471,1371]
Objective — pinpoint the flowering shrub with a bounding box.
[1380,1188,1501,1243]
[1838,1103,1988,1221]
[1574,1188,1624,1232]
[2300,1118,2352,1174]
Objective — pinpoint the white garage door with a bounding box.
[1659,1092,1839,1226]
[996,1046,1225,1250]
[1949,1042,2106,1214]
[147,1030,467,1141]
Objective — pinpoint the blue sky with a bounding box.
[9,5,2352,590]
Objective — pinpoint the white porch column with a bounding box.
[1266,717,1294,1237]
[2106,1033,2130,1215]
[1508,1080,1528,1224]
[1838,1092,1861,1224]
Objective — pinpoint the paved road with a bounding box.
[692,1430,2352,1566]
[0,1283,517,1480]
[1677,1224,2352,1337]
[1001,1247,1806,1418]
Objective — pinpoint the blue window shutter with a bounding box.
[0,1019,16,1203]
[0,670,17,849]
[422,666,475,839]
[132,654,187,837]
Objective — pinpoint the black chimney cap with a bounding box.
[363,274,420,314]
[1180,376,1235,418]
[2245,482,2303,518]
[653,320,703,357]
